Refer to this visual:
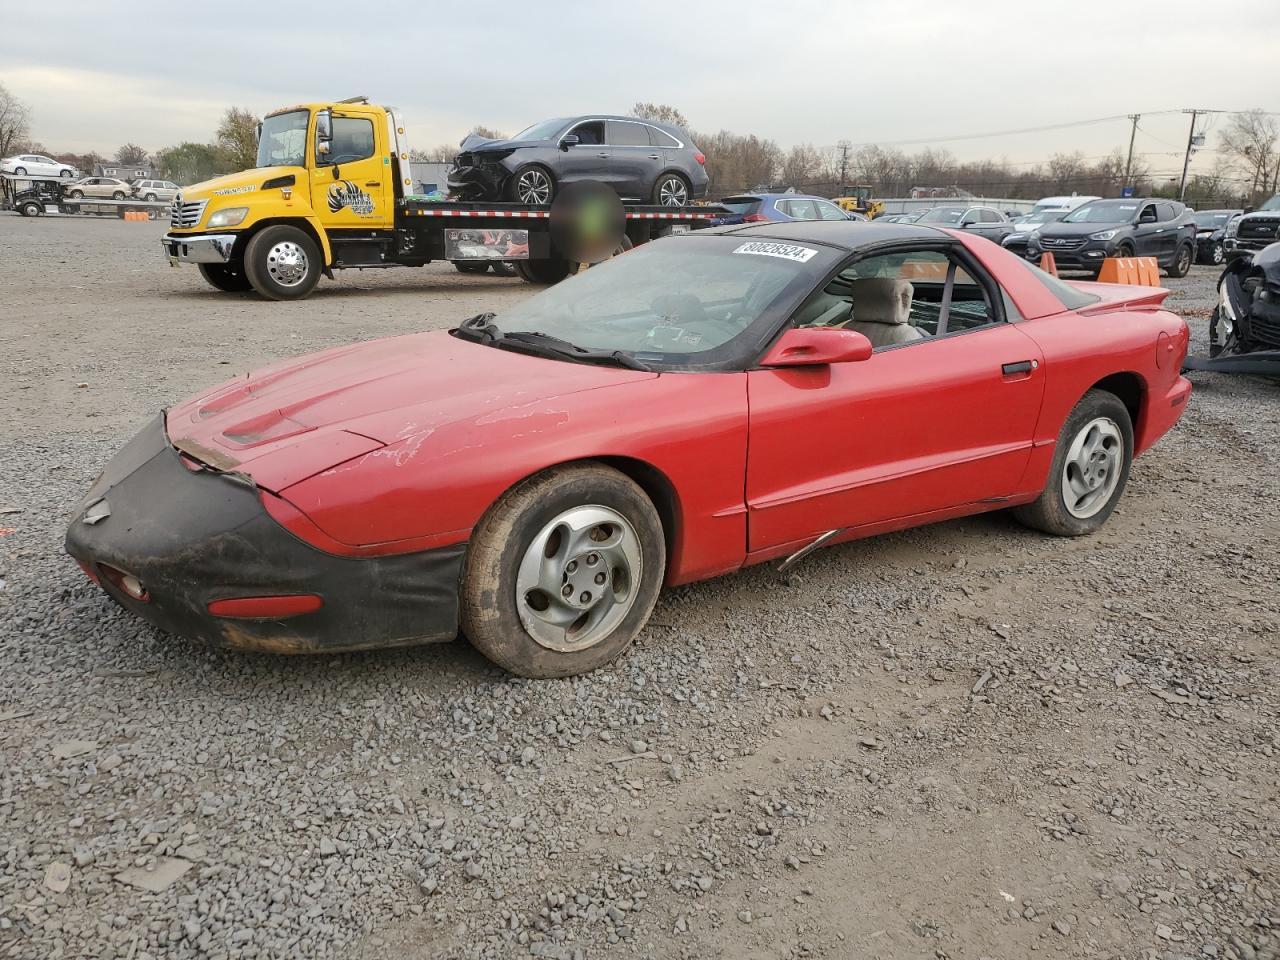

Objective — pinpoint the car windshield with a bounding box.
[1259,196,1280,212]
[1016,211,1059,225]
[513,118,568,141]
[256,110,309,168]
[719,197,762,214]
[1063,202,1138,223]
[470,237,831,366]
[1193,211,1233,228]
[917,207,966,224]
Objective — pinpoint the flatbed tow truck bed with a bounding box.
[2,173,170,218]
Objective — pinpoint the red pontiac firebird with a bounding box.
[66,221,1191,677]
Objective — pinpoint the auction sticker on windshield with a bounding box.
[733,241,818,263]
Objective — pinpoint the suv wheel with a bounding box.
[1165,243,1193,278]
[506,166,555,205]
[653,173,690,206]
[144,193,157,202]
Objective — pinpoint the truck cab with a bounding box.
[162,97,414,298]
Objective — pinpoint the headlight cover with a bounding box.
[207,207,249,228]
[1089,230,1118,241]
[1225,219,1240,238]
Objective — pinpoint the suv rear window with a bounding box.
[719,197,762,215]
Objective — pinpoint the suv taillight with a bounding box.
[694,152,706,165]
[743,213,767,222]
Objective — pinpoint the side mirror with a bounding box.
[760,327,873,367]
[315,109,333,157]
[560,134,580,150]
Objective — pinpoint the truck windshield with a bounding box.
[1260,196,1280,212]
[257,111,309,168]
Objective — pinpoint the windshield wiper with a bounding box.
[451,317,651,371]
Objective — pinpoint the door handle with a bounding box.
[596,152,609,158]
[647,154,661,160]
[1002,359,1036,375]
[364,181,381,187]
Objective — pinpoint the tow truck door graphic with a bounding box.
[312,109,393,231]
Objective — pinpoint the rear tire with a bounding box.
[19,201,41,217]
[144,193,157,202]
[461,463,666,678]
[453,260,490,275]
[243,225,322,300]
[652,172,691,206]
[198,262,253,292]
[1165,243,1193,278]
[1012,390,1133,537]
[515,257,572,285]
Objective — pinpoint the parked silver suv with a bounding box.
[131,179,180,202]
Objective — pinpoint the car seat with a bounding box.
[843,278,922,348]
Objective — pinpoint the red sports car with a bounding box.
[66,222,1191,677]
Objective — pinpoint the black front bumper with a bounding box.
[446,156,514,201]
[1028,238,1120,271]
[64,415,465,654]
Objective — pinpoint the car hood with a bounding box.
[459,134,552,153]
[174,166,307,203]
[166,330,656,493]
[1037,221,1131,238]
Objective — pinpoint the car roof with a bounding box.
[708,219,948,249]
[556,114,687,135]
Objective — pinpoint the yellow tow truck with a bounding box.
[161,96,719,299]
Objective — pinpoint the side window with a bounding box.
[608,121,650,147]
[785,199,818,220]
[325,117,375,163]
[570,121,605,145]
[790,248,999,347]
[648,127,681,148]
[815,201,847,221]
[1138,203,1158,223]
[1156,202,1179,222]
[980,208,1001,223]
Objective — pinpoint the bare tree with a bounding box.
[1219,109,1279,201]
[0,82,31,159]
[469,125,505,141]
[629,102,690,130]
[216,107,260,171]
[410,144,460,162]
[115,143,149,166]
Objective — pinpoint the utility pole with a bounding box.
[1179,108,1226,202]
[1122,114,1139,194]
[837,140,850,196]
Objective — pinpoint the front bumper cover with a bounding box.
[64,415,465,654]
[446,157,515,201]
[162,233,238,265]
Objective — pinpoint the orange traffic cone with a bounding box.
[1038,252,1058,277]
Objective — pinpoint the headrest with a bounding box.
[849,278,914,326]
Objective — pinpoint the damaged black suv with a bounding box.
[447,115,709,206]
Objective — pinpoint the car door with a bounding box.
[1154,202,1181,259]
[312,109,394,231]
[606,120,661,200]
[32,156,55,176]
[557,120,612,190]
[745,244,1045,554]
[1131,202,1161,256]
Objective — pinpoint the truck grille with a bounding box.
[1039,236,1085,251]
[170,198,207,229]
[1238,217,1279,242]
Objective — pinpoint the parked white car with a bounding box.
[65,177,133,199]
[1,154,79,179]
[130,179,180,202]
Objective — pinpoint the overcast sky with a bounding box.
[4,0,1278,183]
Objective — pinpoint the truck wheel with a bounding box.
[652,173,690,206]
[515,258,571,285]
[19,201,41,217]
[198,263,253,292]
[505,165,555,205]
[491,261,517,277]
[243,225,322,300]
[1165,244,1193,278]
[1011,390,1132,537]
[453,261,489,275]
[461,462,666,678]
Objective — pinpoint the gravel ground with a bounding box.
[1,213,1276,960]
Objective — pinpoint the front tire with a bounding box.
[19,201,41,217]
[452,260,490,275]
[243,225,322,300]
[505,165,555,205]
[652,172,691,206]
[515,257,571,285]
[1012,390,1133,537]
[1165,243,1193,278]
[60,170,73,179]
[198,262,253,292]
[461,463,666,678]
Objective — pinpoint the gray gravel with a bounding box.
[1,213,1277,960]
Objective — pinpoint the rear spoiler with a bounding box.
[1069,281,1171,314]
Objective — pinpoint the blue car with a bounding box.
[708,193,862,227]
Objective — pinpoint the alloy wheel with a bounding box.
[515,505,643,653]
[658,177,688,206]
[1212,243,1224,265]
[1061,417,1123,519]
[516,169,552,205]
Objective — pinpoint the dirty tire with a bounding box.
[243,225,322,300]
[1112,242,1134,259]
[515,258,572,285]
[652,172,691,206]
[20,201,41,217]
[461,463,666,679]
[198,262,253,292]
[452,261,490,275]
[490,261,518,277]
[112,191,125,199]
[69,190,83,199]
[1012,389,1133,537]
[1165,243,1193,278]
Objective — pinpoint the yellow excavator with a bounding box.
[833,185,883,219]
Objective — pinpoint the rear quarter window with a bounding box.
[1018,260,1101,310]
